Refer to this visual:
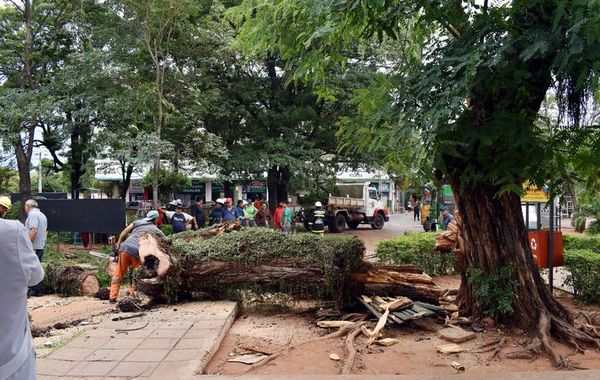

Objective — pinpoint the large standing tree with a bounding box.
[233,0,600,366]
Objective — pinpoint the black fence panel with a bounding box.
[38,199,126,234]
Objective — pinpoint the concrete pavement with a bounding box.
[37,301,237,379]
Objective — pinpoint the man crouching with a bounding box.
[110,210,165,303]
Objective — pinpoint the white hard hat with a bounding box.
[176,199,183,205]
[315,201,322,207]
[169,200,178,206]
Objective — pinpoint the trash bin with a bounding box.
[528,230,563,268]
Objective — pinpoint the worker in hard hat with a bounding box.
[0,209,44,379]
[110,210,165,303]
[311,201,325,235]
[0,196,11,218]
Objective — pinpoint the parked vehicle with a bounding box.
[301,182,389,233]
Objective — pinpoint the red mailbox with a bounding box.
[528,230,563,268]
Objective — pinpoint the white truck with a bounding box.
[303,182,390,233]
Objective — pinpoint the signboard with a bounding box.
[212,182,224,193]
[522,185,549,203]
[180,180,206,194]
[38,199,126,234]
[242,181,266,193]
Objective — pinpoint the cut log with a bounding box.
[134,225,442,306]
[45,264,100,296]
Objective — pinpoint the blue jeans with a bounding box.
[30,249,45,296]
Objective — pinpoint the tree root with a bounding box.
[341,325,363,375]
[529,311,600,369]
[240,322,365,374]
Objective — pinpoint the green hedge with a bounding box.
[564,250,600,304]
[563,234,600,252]
[375,233,455,275]
[160,228,366,303]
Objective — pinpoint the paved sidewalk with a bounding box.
[37,301,237,379]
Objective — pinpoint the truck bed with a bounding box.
[328,196,365,209]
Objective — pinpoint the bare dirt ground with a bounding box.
[206,275,600,376]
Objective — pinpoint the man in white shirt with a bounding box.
[0,209,45,379]
[24,199,48,296]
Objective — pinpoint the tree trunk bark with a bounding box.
[267,165,290,212]
[450,181,600,367]
[15,141,31,221]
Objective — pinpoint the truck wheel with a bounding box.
[370,213,385,230]
[329,214,346,233]
[347,221,360,230]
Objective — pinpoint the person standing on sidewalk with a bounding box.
[110,210,165,303]
[0,212,45,380]
[24,199,47,296]
[191,196,206,229]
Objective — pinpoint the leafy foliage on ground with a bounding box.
[564,250,600,304]
[160,227,365,304]
[467,264,516,319]
[374,233,455,276]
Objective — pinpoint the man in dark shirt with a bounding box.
[191,196,206,229]
[210,201,224,225]
[440,207,455,229]
[171,205,189,233]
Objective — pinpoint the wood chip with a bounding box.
[317,321,356,329]
[329,353,340,361]
[374,338,399,346]
[436,343,464,354]
[227,354,267,365]
[451,361,465,371]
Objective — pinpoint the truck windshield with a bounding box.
[369,190,378,200]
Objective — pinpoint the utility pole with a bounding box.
[38,151,42,193]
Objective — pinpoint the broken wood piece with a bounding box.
[228,354,268,365]
[368,308,389,344]
[438,327,476,343]
[329,353,340,361]
[341,313,368,322]
[111,312,146,321]
[317,321,356,329]
[451,361,465,371]
[436,343,464,354]
[379,296,413,312]
[374,338,399,346]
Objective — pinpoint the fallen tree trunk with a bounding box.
[45,264,100,296]
[135,224,442,305]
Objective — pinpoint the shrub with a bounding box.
[159,224,173,236]
[564,250,600,304]
[563,234,600,252]
[467,264,515,319]
[375,233,455,275]
[587,220,600,235]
